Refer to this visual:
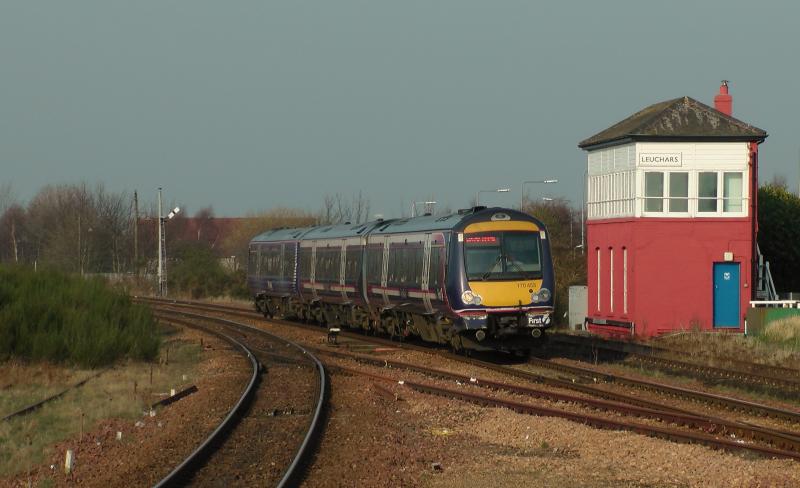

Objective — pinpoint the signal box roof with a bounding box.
[578,96,767,150]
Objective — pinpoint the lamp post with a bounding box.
[157,188,181,297]
[475,188,510,206]
[520,179,558,210]
[411,200,437,217]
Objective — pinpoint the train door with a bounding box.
[421,234,434,314]
[380,236,391,307]
[309,241,319,302]
[713,262,740,328]
[338,239,348,301]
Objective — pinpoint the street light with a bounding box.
[521,179,558,209]
[475,188,510,206]
[157,187,181,297]
[411,200,437,217]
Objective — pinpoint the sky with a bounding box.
[2,1,798,217]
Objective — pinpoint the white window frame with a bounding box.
[609,248,614,313]
[596,248,601,312]
[639,170,747,218]
[622,247,628,315]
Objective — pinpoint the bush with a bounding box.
[168,242,247,299]
[0,265,160,367]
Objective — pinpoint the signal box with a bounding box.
[578,83,767,338]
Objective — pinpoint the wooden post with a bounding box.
[64,450,74,474]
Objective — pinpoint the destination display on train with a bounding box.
[464,236,498,244]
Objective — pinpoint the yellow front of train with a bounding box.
[450,209,555,351]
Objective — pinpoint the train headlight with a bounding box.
[538,288,551,302]
[461,290,482,305]
[531,292,540,303]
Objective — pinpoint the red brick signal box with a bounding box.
[578,83,767,338]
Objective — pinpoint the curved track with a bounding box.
[150,309,328,487]
[139,297,800,461]
[137,297,800,422]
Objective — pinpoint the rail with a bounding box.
[146,303,328,488]
[152,321,259,488]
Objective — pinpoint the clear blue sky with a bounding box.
[2,1,798,216]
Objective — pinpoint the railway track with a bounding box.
[550,333,800,392]
[315,347,800,456]
[151,310,328,487]
[140,297,800,461]
[1,370,106,422]
[137,297,800,422]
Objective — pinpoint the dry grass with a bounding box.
[655,323,800,369]
[0,334,201,478]
[761,316,800,346]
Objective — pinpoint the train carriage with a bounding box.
[248,206,555,353]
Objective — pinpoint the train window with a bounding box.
[299,248,312,280]
[345,248,361,284]
[366,247,382,285]
[283,245,296,280]
[428,246,442,289]
[644,172,664,212]
[409,248,418,287]
[723,172,744,212]
[668,173,689,212]
[387,247,400,287]
[698,172,718,212]
[248,247,258,275]
[317,248,337,282]
[464,232,541,281]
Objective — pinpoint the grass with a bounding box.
[653,325,800,370]
[759,316,800,349]
[0,331,201,479]
[0,265,160,367]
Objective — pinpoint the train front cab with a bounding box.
[447,210,555,352]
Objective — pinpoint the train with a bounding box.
[246,206,555,353]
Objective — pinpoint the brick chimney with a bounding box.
[714,80,733,116]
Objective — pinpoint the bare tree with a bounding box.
[318,192,372,225]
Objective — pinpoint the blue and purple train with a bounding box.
[247,206,555,352]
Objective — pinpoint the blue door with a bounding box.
[713,263,740,328]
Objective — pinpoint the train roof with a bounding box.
[251,226,315,243]
[249,207,545,244]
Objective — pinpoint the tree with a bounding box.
[522,198,586,325]
[318,192,371,225]
[758,184,800,292]
[221,208,317,268]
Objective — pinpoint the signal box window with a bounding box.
[668,173,689,212]
[698,172,718,212]
[723,172,744,212]
[644,172,664,212]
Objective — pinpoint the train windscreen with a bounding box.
[464,232,542,281]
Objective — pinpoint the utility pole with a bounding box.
[133,190,139,275]
[157,188,164,296]
[156,188,180,297]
